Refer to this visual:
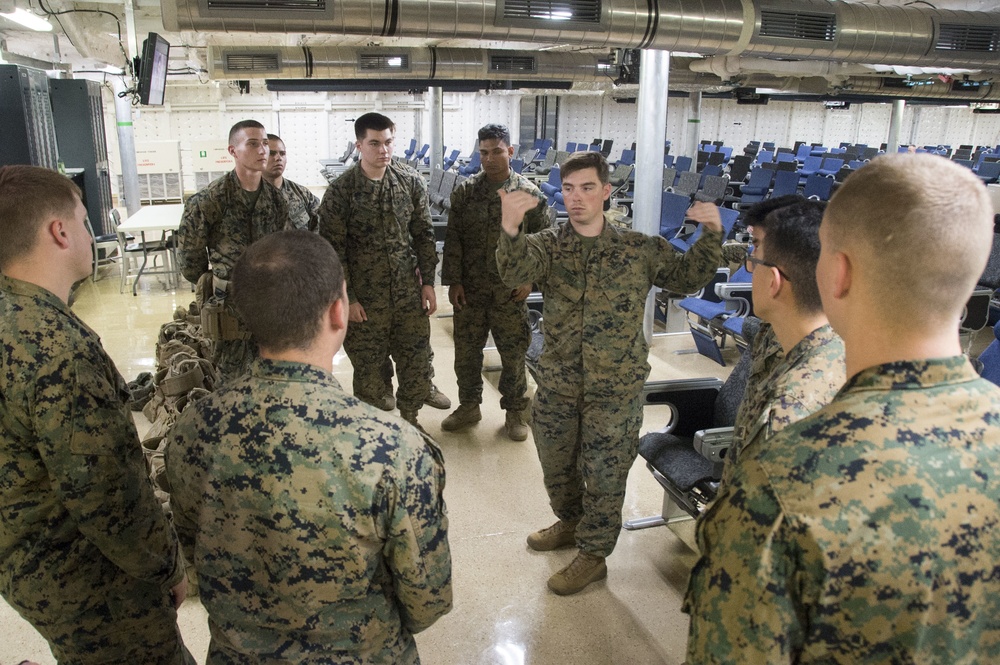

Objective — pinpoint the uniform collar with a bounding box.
[473,168,516,190]
[1,274,72,315]
[557,213,618,245]
[782,323,839,368]
[842,355,979,394]
[250,357,339,386]
[1,274,96,338]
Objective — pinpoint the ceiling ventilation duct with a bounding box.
[165,0,1000,70]
[208,46,613,82]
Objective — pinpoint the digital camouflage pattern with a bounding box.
[164,359,452,664]
[497,218,722,555]
[442,169,549,411]
[278,177,321,232]
[686,356,1000,664]
[0,275,191,665]
[719,242,749,266]
[318,161,437,413]
[177,170,291,378]
[177,170,291,284]
[532,387,644,556]
[496,216,723,400]
[722,323,844,484]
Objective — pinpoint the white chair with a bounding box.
[85,215,120,282]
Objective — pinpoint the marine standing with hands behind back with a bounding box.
[496,152,723,595]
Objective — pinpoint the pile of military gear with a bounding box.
[129,302,218,510]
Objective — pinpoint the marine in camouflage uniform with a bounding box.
[686,154,1000,663]
[442,161,549,416]
[686,357,1000,663]
[723,200,844,484]
[723,323,843,484]
[497,204,722,558]
[276,178,320,232]
[177,123,291,379]
[264,134,321,232]
[1,273,191,664]
[165,359,452,664]
[318,159,437,417]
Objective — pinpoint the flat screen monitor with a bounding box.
[138,32,170,105]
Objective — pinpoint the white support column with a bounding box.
[888,99,905,154]
[634,49,670,343]
[112,76,141,216]
[429,86,444,171]
[686,90,702,161]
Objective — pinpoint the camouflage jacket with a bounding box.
[441,169,548,301]
[723,323,844,484]
[686,356,1000,664]
[496,218,722,399]
[177,170,290,284]
[318,161,437,307]
[0,275,183,625]
[164,359,452,663]
[278,177,321,232]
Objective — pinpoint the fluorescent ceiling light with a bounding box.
[0,8,53,32]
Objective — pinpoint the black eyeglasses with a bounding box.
[745,254,791,281]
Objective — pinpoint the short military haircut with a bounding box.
[754,200,826,314]
[478,124,511,146]
[0,165,81,271]
[825,153,993,324]
[229,120,266,146]
[561,151,610,185]
[743,194,805,229]
[354,112,395,140]
[230,230,346,352]
[266,133,283,144]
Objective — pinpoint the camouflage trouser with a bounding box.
[381,349,437,394]
[206,618,420,665]
[453,294,530,412]
[531,387,644,557]
[26,584,194,665]
[345,300,430,413]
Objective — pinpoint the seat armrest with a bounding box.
[642,378,723,438]
[715,283,752,298]
[694,427,733,465]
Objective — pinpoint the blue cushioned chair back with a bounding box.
[772,169,800,198]
[979,320,1000,387]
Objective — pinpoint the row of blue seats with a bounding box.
[738,169,836,206]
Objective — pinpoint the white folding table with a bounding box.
[117,204,185,296]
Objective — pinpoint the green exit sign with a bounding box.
[199,150,207,158]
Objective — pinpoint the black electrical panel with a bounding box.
[0,64,59,171]
[50,79,114,235]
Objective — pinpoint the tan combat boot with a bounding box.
[547,551,607,595]
[400,410,420,427]
[504,410,528,441]
[425,383,452,410]
[526,519,579,551]
[441,403,482,431]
